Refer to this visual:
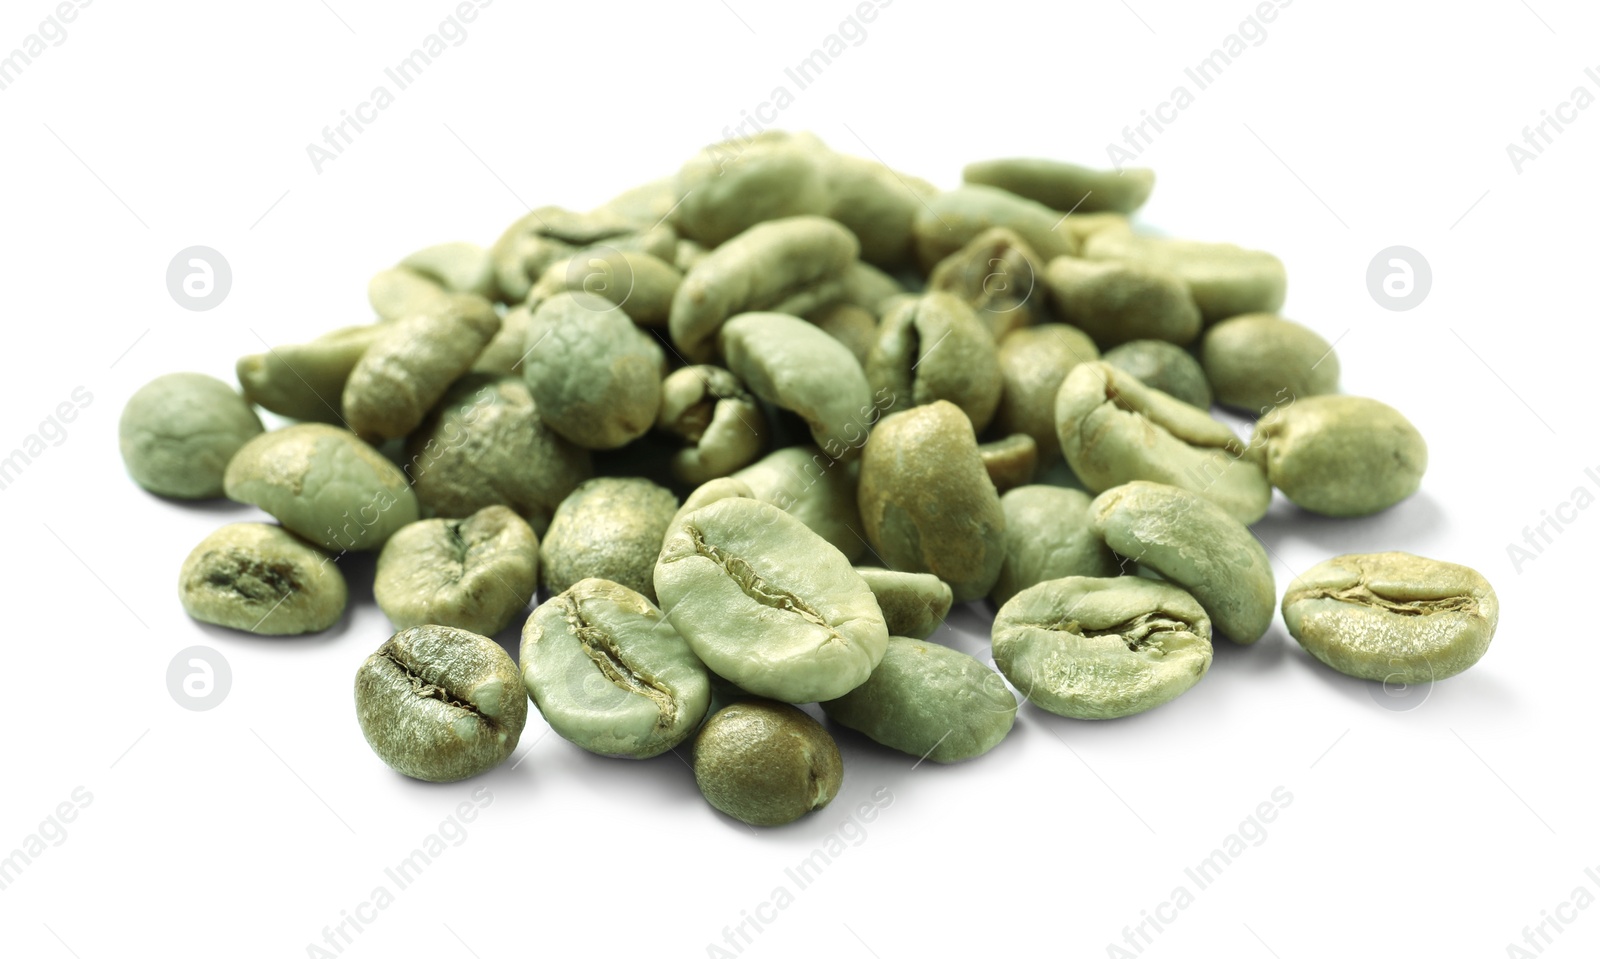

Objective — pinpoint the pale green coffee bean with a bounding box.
[927,227,1050,341]
[992,576,1212,719]
[674,239,709,273]
[672,132,833,248]
[374,506,538,637]
[853,568,953,641]
[732,445,866,563]
[178,522,346,634]
[404,375,591,535]
[1046,256,1202,348]
[858,400,1006,603]
[120,372,263,499]
[1058,212,1131,248]
[978,434,1038,494]
[807,303,878,366]
[994,323,1100,461]
[524,291,664,450]
[354,625,527,782]
[490,205,675,303]
[991,486,1119,607]
[343,292,501,441]
[400,241,497,299]
[593,175,684,228]
[655,497,888,703]
[693,700,843,827]
[1282,552,1498,684]
[367,267,452,323]
[913,185,1077,273]
[225,423,418,551]
[670,216,859,363]
[520,578,711,759]
[719,312,875,461]
[1201,314,1339,412]
[1056,362,1271,524]
[963,158,1156,215]
[656,365,766,485]
[1249,395,1427,517]
[1102,339,1213,410]
[823,150,938,271]
[837,260,906,316]
[542,477,678,603]
[1083,227,1287,324]
[668,477,756,536]
[237,325,384,423]
[531,249,682,328]
[471,303,533,376]
[1089,481,1276,644]
[867,293,1003,433]
[822,635,1016,762]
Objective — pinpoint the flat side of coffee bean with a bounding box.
[693,700,843,826]
[120,372,263,499]
[374,506,538,637]
[993,575,1212,719]
[655,496,888,704]
[1089,481,1275,644]
[521,578,711,759]
[963,158,1156,215]
[179,522,346,634]
[354,625,527,782]
[822,635,1016,762]
[854,568,954,640]
[1282,552,1497,683]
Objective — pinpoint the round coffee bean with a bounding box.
[693,700,843,827]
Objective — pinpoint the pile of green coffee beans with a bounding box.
[121,130,1500,827]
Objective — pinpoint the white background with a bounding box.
[0,1,1593,957]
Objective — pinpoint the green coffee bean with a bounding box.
[991,486,1119,607]
[992,576,1212,719]
[823,150,937,271]
[1102,339,1213,410]
[120,372,263,499]
[471,303,533,377]
[354,625,527,782]
[520,578,711,759]
[858,400,1006,603]
[1056,362,1271,524]
[1083,226,1287,324]
[719,312,874,461]
[531,249,682,328]
[1282,552,1498,683]
[367,267,452,324]
[655,497,888,703]
[693,700,843,827]
[490,205,675,303]
[1248,395,1427,517]
[854,568,954,640]
[978,434,1038,494]
[400,241,497,299]
[669,215,859,363]
[926,227,1049,341]
[732,445,867,563]
[866,293,1003,433]
[374,506,538,637]
[672,132,833,248]
[343,292,501,441]
[912,185,1076,273]
[993,324,1100,461]
[963,158,1156,215]
[542,477,678,603]
[1057,212,1132,248]
[837,260,906,316]
[225,423,419,551]
[1088,481,1275,644]
[1045,257,1202,348]
[178,523,346,634]
[656,366,766,485]
[594,176,684,228]
[822,635,1016,762]
[524,291,664,450]
[237,325,384,423]
[668,477,756,536]
[404,375,591,535]
[1201,314,1339,412]
[807,303,879,366]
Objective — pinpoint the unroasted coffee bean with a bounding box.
[807,303,879,365]
[178,523,346,634]
[977,434,1038,494]
[656,365,765,485]
[993,576,1212,719]
[490,205,675,304]
[822,150,938,271]
[1282,552,1498,683]
[367,267,453,324]
[1083,226,1287,324]
[530,249,682,328]
[471,304,534,377]
[1201,313,1339,412]
[672,132,833,248]
[866,292,1003,433]
[693,700,843,827]
[1046,256,1202,348]
[399,241,497,299]
[991,486,1119,607]
[993,323,1100,461]
[405,375,591,535]
[521,578,711,759]
[822,635,1016,762]
[655,496,888,703]
[963,158,1156,215]
[354,625,527,782]
[854,568,954,640]
[1102,339,1213,410]
[926,227,1049,341]
[225,423,418,551]
[541,477,678,603]
[374,506,538,637]
[858,401,1006,603]
[120,372,263,499]
[912,185,1076,272]
[524,291,665,450]
[667,477,756,536]
[732,445,867,563]
[237,325,383,423]
[1248,395,1427,517]
[343,292,501,441]
[719,312,875,461]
